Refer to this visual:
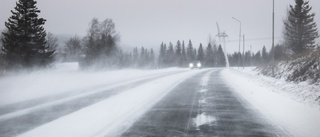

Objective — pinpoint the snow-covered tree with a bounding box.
[284,0,319,54]
[1,0,54,69]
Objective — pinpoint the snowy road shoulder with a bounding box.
[221,68,320,137]
[18,69,209,137]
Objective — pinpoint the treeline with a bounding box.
[228,44,288,67]
[59,18,156,69]
[0,0,159,71]
[158,40,226,68]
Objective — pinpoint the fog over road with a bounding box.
[0,69,291,137]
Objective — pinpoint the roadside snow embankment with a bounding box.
[221,68,320,137]
[229,67,320,108]
[0,62,186,106]
[18,69,207,137]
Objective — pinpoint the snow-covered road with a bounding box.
[0,66,319,137]
[16,68,207,137]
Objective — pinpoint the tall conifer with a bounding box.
[1,0,54,69]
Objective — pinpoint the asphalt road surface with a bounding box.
[0,69,291,137]
[121,69,291,137]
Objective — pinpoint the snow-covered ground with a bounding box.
[222,67,320,137]
[0,62,187,106]
[2,64,320,137]
[15,65,207,137]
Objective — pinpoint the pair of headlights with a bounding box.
[189,63,201,68]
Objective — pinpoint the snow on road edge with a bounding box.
[221,68,320,137]
[18,69,208,137]
[0,67,186,106]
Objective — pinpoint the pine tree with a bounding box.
[175,40,182,66]
[186,40,194,63]
[284,0,319,54]
[139,47,144,66]
[131,47,138,67]
[1,0,54,69]
[181,41,187,67]
[197,43,205,64]
[167,42,174,66]
[217,45,226,67]
[150,48,155,67]
[158,42,166,68]
[254,51,262,66]
[205,43,214,67]
[193,49,197,61]
[262,45,268,64]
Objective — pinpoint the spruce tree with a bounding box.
[139,47,145,66]
[197,43,205,64]
[167,42,174,66]
[1,0,54,69]
[181,41,187,67]
[284,0,319,54]
[262,45,268,64]
[186,40,194,62]
[132,47,139,67]
[205,43,214,67]
[150,48,155,67]
[158,42,166,67]
[254,51,262,66]
[217,45,226,67]
[175,40,182,66]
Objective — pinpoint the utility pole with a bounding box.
[232,17,241,69]
[243,34,245,69]
[272,0,275,77]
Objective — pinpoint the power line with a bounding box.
[226,37,282,42]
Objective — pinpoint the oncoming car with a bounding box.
[189,61,202,69]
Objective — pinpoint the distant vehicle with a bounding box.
[189,61,202,69]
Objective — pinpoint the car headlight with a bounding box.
[197,63,201,67]
[189,63,194,67]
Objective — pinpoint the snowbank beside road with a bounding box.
[222,68,320,137]
[229,67,320,109]
[0,62,187,106]
[18,69,208,137]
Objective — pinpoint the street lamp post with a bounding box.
[232,17,241,69]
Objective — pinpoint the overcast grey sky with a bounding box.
[1,0,320,53]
